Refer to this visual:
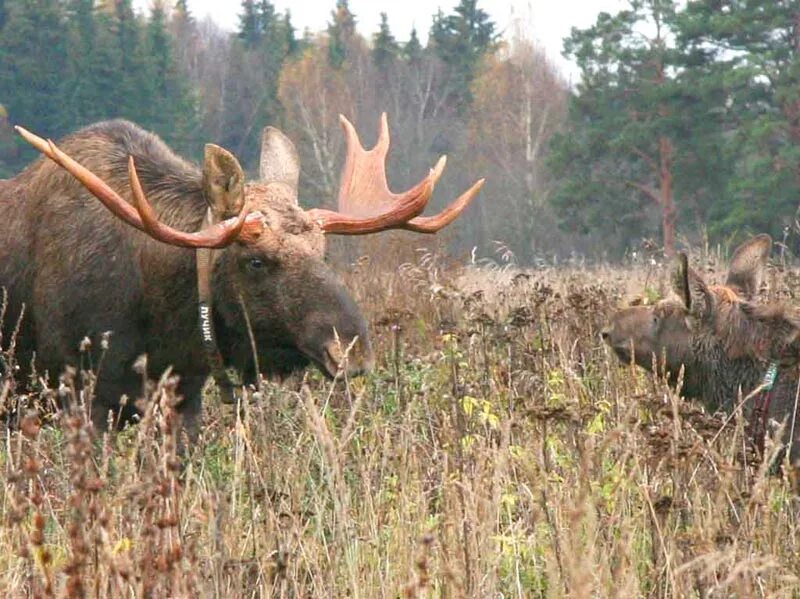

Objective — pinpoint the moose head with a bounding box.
[602,235,800,411]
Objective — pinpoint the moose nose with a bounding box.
[321,337,375,378]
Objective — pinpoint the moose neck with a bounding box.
[684,336,765,412]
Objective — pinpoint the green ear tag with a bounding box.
[762,362,778,391]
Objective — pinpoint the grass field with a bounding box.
[2,248,800,598]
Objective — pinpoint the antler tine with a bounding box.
[404,178,485,234]
[17,125,261,249]
[336,112,400,216]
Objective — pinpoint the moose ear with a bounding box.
[725,234,771,299]
[202,144,245,219]
[672,252,714,319]
[259,126,300,195]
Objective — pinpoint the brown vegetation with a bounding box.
[2,253,800,596]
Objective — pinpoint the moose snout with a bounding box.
[601,326,611,342]
[321,336,375,378]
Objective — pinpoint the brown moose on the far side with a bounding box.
[603,234,800,466]
[0,114,483,435]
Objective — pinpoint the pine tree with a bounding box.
[372,12,399,69]
[676,0,800,240]
[547,1,707,255]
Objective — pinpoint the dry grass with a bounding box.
[2,250,800,598]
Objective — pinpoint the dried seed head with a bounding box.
[20,413,42,440]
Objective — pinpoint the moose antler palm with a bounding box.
[308,113,484,234]
[16,113,483,246]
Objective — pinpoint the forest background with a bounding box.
[0,0,797,260]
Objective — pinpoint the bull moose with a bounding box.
[0,115,483,434]
[602,235,800,466]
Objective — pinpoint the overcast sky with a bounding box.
[132,1,628,80]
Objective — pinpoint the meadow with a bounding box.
[2,244,800,598]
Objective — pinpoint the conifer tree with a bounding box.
[677,0,800,238]
[403,27,423,63]
[327,0,356,68]
[0,0,69,137]
[372,12,399,69]
[143,1,197,151]
[238,0,260,47]
[429,0,496,108]
[547,1,713,255]
[283,10,299,55]
[64,0,105,124]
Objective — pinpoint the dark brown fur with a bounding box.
[0,120,373,433]
[603,235,800,465]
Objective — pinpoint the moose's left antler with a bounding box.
[307,113,484,235]
[15,126,265,248]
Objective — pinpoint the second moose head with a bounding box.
[603,235,800,464]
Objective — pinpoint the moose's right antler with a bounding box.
[307,114,483,235]
[15,126,265,249]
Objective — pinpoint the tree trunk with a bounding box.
[659,135,675,256]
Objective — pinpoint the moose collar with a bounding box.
[752,361,779,456]
[196,209,238,404]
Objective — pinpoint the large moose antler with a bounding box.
[307,113,484,235]
[14,126,265,249]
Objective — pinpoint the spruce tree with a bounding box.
[143,1,197,151]
[372,12,399,69]
[429,0,496,108]
[171,0,197,79]
[238,0,260,47]
[283,10,299,55]
[223,0,290,168]
[403,27,422,63]
[171,0,194,46]
[327,0,356,68]
[65,0,104,124]
[0,0,69,137]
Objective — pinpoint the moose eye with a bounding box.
[248,258,265,270]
